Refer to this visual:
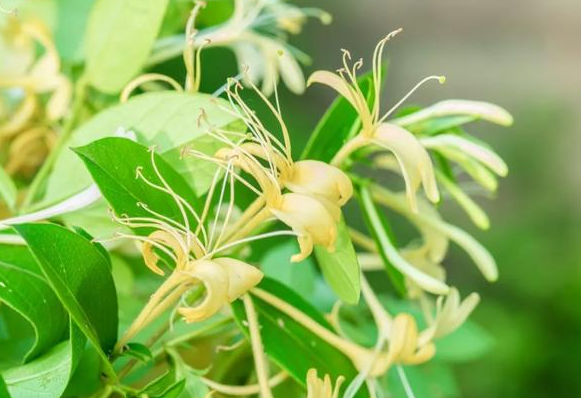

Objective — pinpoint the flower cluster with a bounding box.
[0,16,71,176]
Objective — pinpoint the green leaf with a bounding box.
[231,278,369,398]
[54,0,97,62]
[73,137,201,235]
[260,240,317,299]
[0,168,17,211]
[1,324,85,398]
[138,370,178,397]
[314,219,361,304]
[435,321,494,362]
[384,362,459,398]
[0,245,68,361]
[356,184,407,296]
[0,374,9,398]
[14,223,118,378]
[301,70,376,162]
[123,342,153,363]
[85,0,171,93]
[42,92,239,207]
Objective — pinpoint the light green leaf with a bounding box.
[314,219,361,305]
[42,92,239,207]
[384,362,459,398]
[54,0,97,62]
[73,137,201,236]
[85,0,171,93]
[261,240,317,299]
[435,321,494,362]
[14,223,118,378]
[1,324,85,398]
[0,168,17,211]
[0,245,68,362]
[231,278,369,398]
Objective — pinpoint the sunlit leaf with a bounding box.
[85,0,171,93]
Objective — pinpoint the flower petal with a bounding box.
[213,257,264,302]
[392,99,513,127]
[422,134,508,176]
[374,123,440,209]
[307,70,359,111]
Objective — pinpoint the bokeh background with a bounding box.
[283,1,581,397]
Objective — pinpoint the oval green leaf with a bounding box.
[0,245,68,362]
[14,223,118,378]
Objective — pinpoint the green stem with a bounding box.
[20,75,88,212]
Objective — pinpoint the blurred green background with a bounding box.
[281,1,581,397]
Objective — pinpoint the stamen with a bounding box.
[204,230,298,259]
[378,75,446,123]
[209,161,233,249]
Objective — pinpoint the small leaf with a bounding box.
[0,168,17,211]
[314,219,361,304]
[139,371,178,397]
[123,342,153,363]
[231,278,369,398]
[1,324,86,398]
[14,223,118,377]
[85,0,171,93]
[74,137,201,236]
[0,245,68,361]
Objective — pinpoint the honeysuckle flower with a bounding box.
[306,369,345,398]
[308,30,442,211]
[184,78,350,262]
[108,148,270,352]
[419,288,480,344]
[0,16,71,176]
[149,0,330,95]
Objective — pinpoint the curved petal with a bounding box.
[374,123,440,210]
[178,260,229,323]
[307,70,359,111]
[422,134,508,176]
[392,99,513,127]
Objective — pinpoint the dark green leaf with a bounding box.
[0,245,68,361]
[1,324,85,398]
[0,374,9,398]
[301,70,377,162]
[74,137,201,236]
[85,0,171,93]
[14,224,118,377]
[231,278,369,398]
[314,219,361,304]
[356,184,407,296]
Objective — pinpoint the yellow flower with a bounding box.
[307,30,443,211]
[306,369,344,398]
